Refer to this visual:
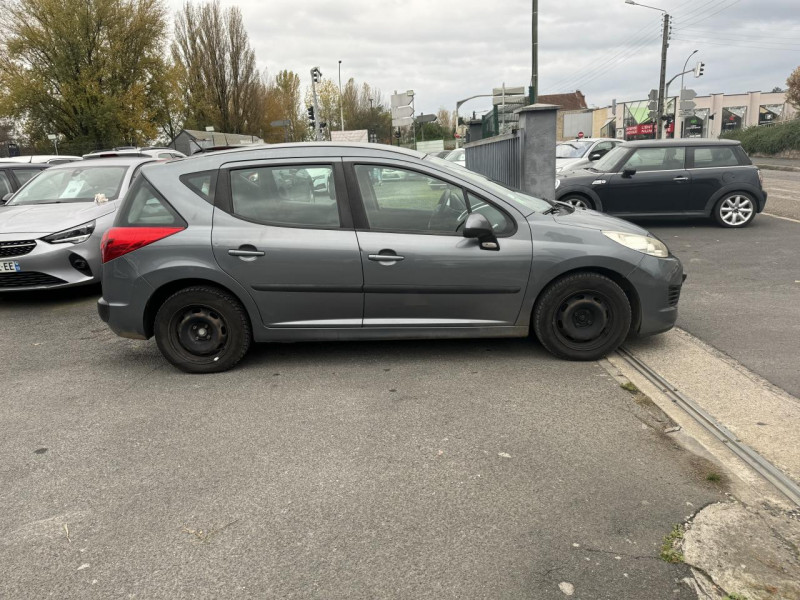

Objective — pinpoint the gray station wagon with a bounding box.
[98,143,684,373]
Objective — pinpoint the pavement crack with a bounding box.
[577,546,660,561]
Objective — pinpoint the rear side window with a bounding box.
[12,169,42,185]
[229,165,340,228]
[0,172,12,197]
[119,177,186,227]
[692,147,740,168]
[180,171,216,204]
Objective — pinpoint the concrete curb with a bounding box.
[754,163,800,172]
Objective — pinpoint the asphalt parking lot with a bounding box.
[0,286,721,599]
[1,171,797,599]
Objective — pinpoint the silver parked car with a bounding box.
[0,157,156,291]
[556,138,620,173]
[98,143,684,373]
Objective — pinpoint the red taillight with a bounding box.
[101,226,185,263]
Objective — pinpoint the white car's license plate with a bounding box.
[0,261,21,273]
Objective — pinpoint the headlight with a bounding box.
[556,166,563,173]
[555,178,561,190]
[42,221,96,244]
[602,231,669,258]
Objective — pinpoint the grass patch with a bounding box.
[620,381,638,393]
[660,524,685,563]
[723,594,748,600]
[706,472,722,483]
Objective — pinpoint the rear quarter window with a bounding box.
[119,177,186,227]
[692,147,740,168]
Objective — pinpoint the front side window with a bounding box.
[230,165,339,228]
[354,165,514,235]
[692,147,739,168]
[621,147,685,172]
[7,166,128,205]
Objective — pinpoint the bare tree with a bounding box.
[172,0,265,135]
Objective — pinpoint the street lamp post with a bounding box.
[625,0,670,139]
[531,0,538,103]
[679,49,698,98]
[338,60,344,132]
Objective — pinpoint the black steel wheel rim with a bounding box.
[174,306,228,357]
[554,291,612,349]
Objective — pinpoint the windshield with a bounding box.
[556,141,593,158]
[445,149,465,162]
[592,145,629,172]
[425,156,553,213]
[8,166,128,205]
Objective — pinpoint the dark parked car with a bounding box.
[0,163,49,203]
[555,140,766,228]
[98,143,684,373]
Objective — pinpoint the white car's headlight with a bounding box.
[555,178,561,190]
[42,221,96,244]
[602,231,669,258]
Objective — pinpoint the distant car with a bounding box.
[97,142,684,373]
[4,155,82,165]
[0,162,49,203]
[83,147,186,160]
[0,157,156,291]
[555,139,766,228]
[556,138,620,173]
[443,148,466,168]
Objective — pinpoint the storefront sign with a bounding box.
[624,123,654,137]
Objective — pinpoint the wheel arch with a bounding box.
[556,187,603,211]
[143,277,255,339]
[530,266,641,335]
[704,184,763,216]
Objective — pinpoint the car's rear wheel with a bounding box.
[560,195,593,210]
[154,286,251,373]
[714,192,756,228]
[533,273,631,361]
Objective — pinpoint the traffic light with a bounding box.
[694,61,705,78]
[311,67,322,83]
[307,106,315,123]
[394,129,401,139]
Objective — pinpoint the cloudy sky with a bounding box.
[165,0,800,117]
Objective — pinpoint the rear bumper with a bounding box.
[628,254,685,338]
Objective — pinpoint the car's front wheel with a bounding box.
[560,195,593,210]
[533,273,631,361]
[154,286,252,373]
[713,192,756,228]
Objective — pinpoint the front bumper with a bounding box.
[628,254,685,338]
[0,235,100,292]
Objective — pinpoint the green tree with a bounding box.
[786,66,800,109]
[263,70,306,142]
[172,0,266,135]
[0,0,170,153]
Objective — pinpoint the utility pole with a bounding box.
[531,0,538,103]
[338,60,345,132]
[656,13,671,139]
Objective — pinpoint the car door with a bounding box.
[345,160,532,328]
[685,146,741,213]
[211,159,364,328]
[600,146,690,215]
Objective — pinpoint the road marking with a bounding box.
[763,212,800,224]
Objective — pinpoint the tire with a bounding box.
[560,195,593,210]
[154,286,252,374]
[533,272,631,361]
[713,192,756,228]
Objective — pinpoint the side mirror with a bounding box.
[588,151,603,161]
[621,167,636,178]
[0,193,12,205]
[463,213,499,251]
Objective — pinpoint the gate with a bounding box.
[463,130,523,191]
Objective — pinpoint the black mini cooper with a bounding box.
[555,139,767,228]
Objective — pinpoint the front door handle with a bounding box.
[229,249,265,257]
[368,254,405,262]
[673,176,689,182]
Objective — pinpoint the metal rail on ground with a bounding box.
[617,346,800,508]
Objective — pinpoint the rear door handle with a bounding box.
[229,249,265,257]
[673,176,689,182]
[368,254,405,262]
